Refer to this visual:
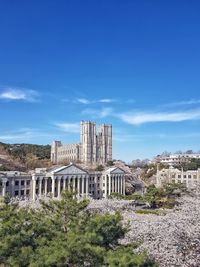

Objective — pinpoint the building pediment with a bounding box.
[110,168,125,174]
[104,167,125,174]
[52,164,88,175]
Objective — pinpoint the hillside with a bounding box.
[0,142,51,171]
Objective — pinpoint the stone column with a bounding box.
[32,175,36,201]
[68,177,71,191]
[105,175,107,198]
[114,176,117,193]
[18,180,21,198]
[11,179,15,198]
[51,176,55,197]
[73,177,76,192]
[77,176,80,196]
[44,178,48,196]
[117,176,120,193]
[120,176,123,194]
[57,178,61,198]
[39,178,43,197]
[86,176,89,196]
[108,175,111,196]
[123,176,125,195]
[82,176,84,196]
[2,178,7,197]
[63,177,66,190]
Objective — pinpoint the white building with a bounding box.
[51,121,112,165]
[0,163,125,200]
[154,153,200,166]
[156,166,200,189]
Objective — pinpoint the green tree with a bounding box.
[0,191,156,267]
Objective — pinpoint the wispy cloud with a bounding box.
[75,98,115,105]
[81,107,113,118]
[0,87,39,102]
[119,109,200,125]
[0,128,52,142]
[99,99,115,103]
[77,98,91,104]
[163,99,200,107]
[55,122,80,133]
[113,132,200,142]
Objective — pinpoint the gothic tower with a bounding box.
[80,121,97,164]
[97,124,112,164]
[51,141,62,164]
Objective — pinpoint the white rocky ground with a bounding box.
[16,195,200,267]
[88,196,200,267]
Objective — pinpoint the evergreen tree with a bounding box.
[0,191,156,267]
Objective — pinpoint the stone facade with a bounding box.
[156,166,200,188]
[0,164,125,200]
[51,121,112,165]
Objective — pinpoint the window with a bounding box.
[21,190,24,196]
[6,181,9,187]
[103,183,105,187]
[188,175,192,179]
[178,175,181,179]
[15,190,19,196]
[15,181,19,186]
[26,180,30,186]
[21,180,25,186]
[26,190,30,196]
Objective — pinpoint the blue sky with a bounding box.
[0,0,200,162]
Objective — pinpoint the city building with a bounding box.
[51,121,112,165]
[156,166,200,189]
[0,163,125,200]
[153,153,200,166]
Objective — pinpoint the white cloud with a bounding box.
[77,98,91,104]
[75,98,115,105]
[119,109,200,125]
[55,122,80,133]
[163,99,200,107]
[98,99,115,103]
[0,87,39,102]
[0,128,52,142]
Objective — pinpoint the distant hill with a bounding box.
[0,142,51,171]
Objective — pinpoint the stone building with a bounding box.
[51,121,112,165]
[0,163,125,200]
[156,166,200,189]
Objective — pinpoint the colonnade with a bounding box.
[104,174,125,197]
[32,174,90,200]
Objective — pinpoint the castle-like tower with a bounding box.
[97,124,112,164]
[80,121,97,164]
[51,121,112,165]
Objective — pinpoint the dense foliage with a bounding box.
[0,142,51,160]
[109,183,186,209]
[178,158,200,171]
[0,191,156,267]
